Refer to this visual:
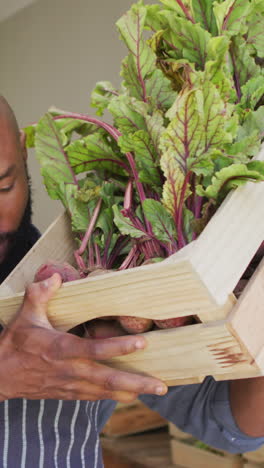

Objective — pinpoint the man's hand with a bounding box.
[0,274,167,402]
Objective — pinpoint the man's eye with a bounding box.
[0,182,14,192]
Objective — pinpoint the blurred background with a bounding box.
[0,0,147,232]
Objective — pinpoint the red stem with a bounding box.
[74,251,87,273]
[123,180,133,211]
[175,0,195,23]
[176,172,191,248]
[119,244,139,270]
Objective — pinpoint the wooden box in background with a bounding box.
[169,423,264,468]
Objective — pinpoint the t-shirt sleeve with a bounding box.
[139,376,264,454]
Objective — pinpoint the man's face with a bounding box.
[0,116,29,263]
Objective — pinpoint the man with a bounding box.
[0,96,264,467]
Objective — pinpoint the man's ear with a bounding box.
[20,130,28,162]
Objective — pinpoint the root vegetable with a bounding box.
[118,316,153,334]
[84,319,126,339]
[154,316,193,329]
[34,263,192,332]
[34,261,81,283]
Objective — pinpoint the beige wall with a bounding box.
[0,0,146,231]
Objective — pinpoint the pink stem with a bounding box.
[175,0,195,23]
[119,244,138,270]
[176,172,191,248]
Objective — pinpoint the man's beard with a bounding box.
[0,179,33,284]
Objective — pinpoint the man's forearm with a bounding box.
[230,377,264,437]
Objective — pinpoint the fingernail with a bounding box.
[134,339,145,349]
[155,385,167,395]
[42,275,55,288]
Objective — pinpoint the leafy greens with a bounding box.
[26,0,264,274]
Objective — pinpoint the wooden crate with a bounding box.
[244,445,264,466]
[101,400,167,438]
[101,429,176,468]
[1,146,264,384]
[169,424,262,468]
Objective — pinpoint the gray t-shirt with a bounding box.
[0,377,263,467]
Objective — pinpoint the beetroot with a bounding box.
[34,261,193,334]
[118,316,153,334]
[154,316,193,329]
[84,319,126,339]
[34,261,81,283]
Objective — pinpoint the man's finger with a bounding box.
[48,332,148,361]
[20,273,62,324]
[48,379,138,402]
[61,359,168,397]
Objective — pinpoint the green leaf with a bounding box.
[145,4,168,32]
[35,113,77,199]
[142,199,177,243]
[191,0,218,35]
[48,108,96,144]
[100,182,124,208]
[159,0,188,17]
[229,36,261,88]
[116,3,156,87]
[90,81,119,116]
[75,179,101,203]
[146,69,177,111]
[163,73,232,172]
[145,110,166,157]
[224,130,261,160]
[246,0,264,57]
[183,207,195,243]
[54,118,94,146]
[113,205,144,238]
[96,207,115,241]
[121,54,143,101]
[108,95,148,133]
[23,124,36,148]
[202,36,235,101]
[213,0,252,36]
[239,106,264,140]
[198,162,264,201]
[118,130,162,189]
[59,183,89,232]
[158,13,211,69]
[66,132,127,176]
[239,76,264,110]
[160,150,190,217]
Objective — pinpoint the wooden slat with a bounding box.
[101,400,166,437]
[160,365,263,387]
[0,257,231,331]
[169,423,192,440]
[189,144,264,306]
[0,211,76,296]
[170,439,244,468]
[244,463,261,468]
[228,256,264,372]
[101,321,260,383]
[101,430,176,468]
[244,444,264,464]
